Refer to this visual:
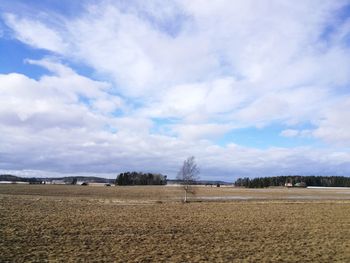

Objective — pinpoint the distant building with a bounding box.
[51,180,66,185]
[285,182,293,188]
[294,182,307,188]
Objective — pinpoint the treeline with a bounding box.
[0,174,43,183]
[234,176,350,188]
[0,174,114,184]
[61,176,114,184]
[0,174,23,181]
[115,172,167,186]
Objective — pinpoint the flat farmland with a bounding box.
[1,185,350,262]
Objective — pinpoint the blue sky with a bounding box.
[1,0,350,180]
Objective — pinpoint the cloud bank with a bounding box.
[1,0,350,180]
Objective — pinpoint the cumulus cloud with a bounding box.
[313,97,350,145]
[1,1,350,179]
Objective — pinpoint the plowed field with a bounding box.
[1,185,349,262]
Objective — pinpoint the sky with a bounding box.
[1,0,350,181]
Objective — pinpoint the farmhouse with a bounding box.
[51,180,66,185]
[284,182,293,188]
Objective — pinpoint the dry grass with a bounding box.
[1,185,350,262]
[1,184,350,201]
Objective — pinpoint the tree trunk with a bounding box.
[184,189,187,203]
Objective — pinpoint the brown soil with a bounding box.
[1,185,349,262]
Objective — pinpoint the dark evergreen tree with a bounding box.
[115,172,167,186]
[234,175,350,188]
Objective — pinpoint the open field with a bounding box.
[1,185,350,262]
[1,184,350,201]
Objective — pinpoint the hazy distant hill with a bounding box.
[0,174,24,182]
[56,176,113,183]
[0,174,113,184]
[1,174,231,185]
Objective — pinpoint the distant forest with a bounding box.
[2,174,350,188]
[0,174,114,184]
[234,176,350,188]
[115,172,167,185]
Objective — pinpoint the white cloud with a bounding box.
[234,87,331,127]
[1,64,348,179]
[280,129,313,138]
[92,97,123,114]
[171,123,233,140]
[4,13,67,52]
[1,1,350,178]
[0,59,125,131]
[313,97,350,145]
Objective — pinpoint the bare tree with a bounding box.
[177,156,200,202]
